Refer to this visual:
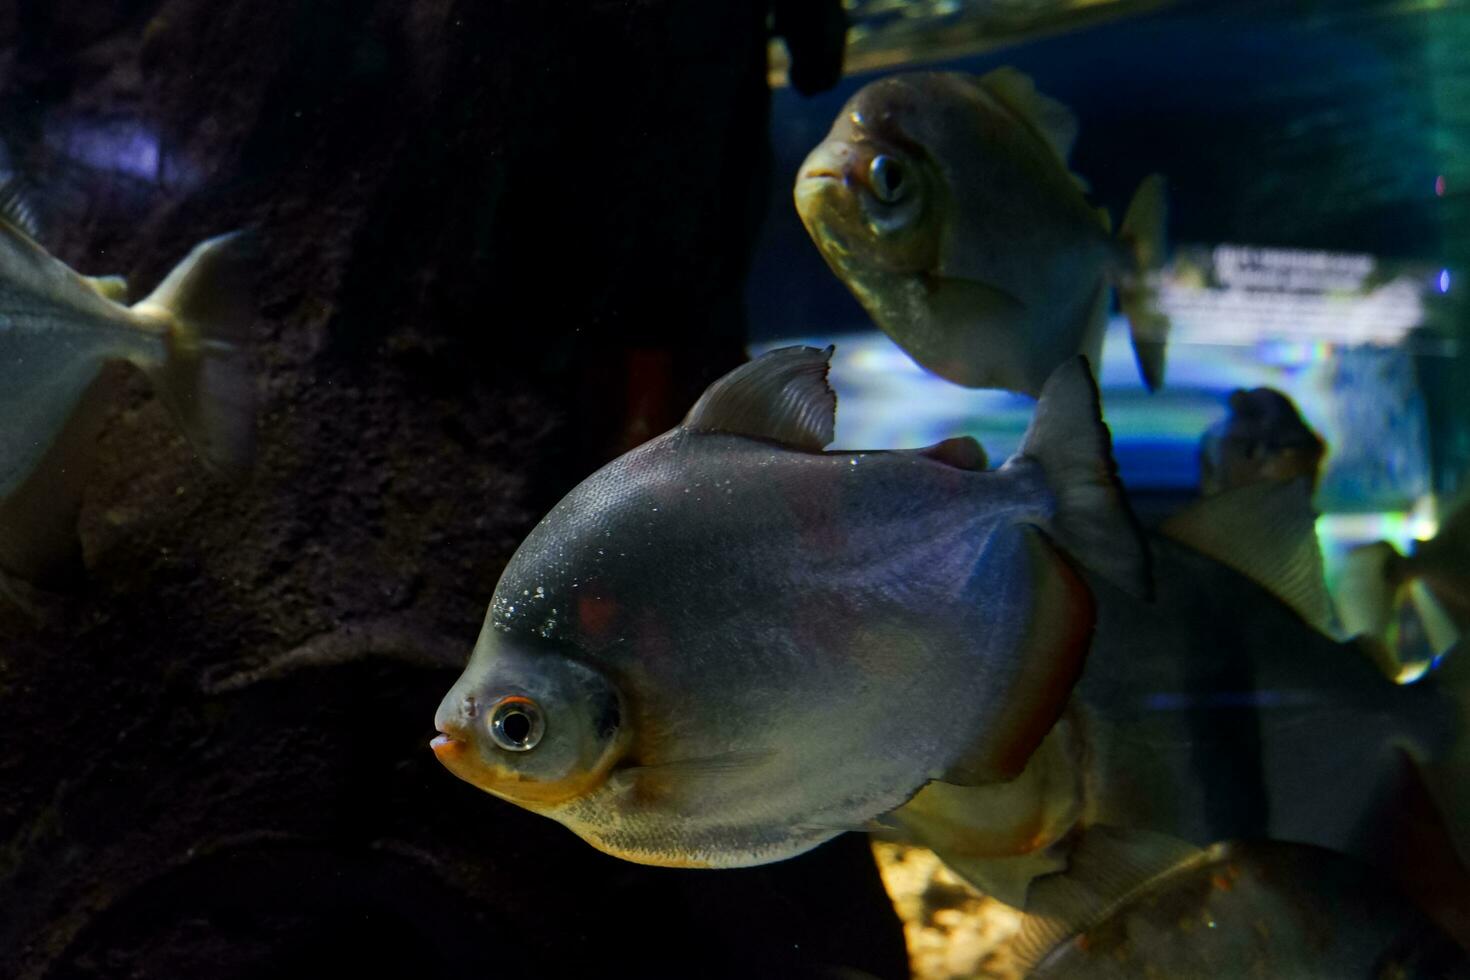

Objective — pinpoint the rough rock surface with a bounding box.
[0,2,907,978]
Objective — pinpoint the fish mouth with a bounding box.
[430,733,467,760]
[797,167,844,183]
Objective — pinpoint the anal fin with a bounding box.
[1162,478,1336,635]
[878,714,1086,908]
[1013,825,1203,972]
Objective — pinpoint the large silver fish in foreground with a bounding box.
[794,69,1169,397]
[433,346,1147,867]
[0,202,254,584]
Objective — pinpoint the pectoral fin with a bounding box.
[909,275,1035,393]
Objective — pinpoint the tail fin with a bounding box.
[133,231,257,473]
[1116,174,1169,392]
[1006,356,1151,599]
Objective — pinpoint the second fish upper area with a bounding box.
[793,68,1168,397]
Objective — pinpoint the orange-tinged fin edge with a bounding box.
[944,527,1094,783]
[878,715,1087,907]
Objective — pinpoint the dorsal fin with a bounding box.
[683,346,836,451]
[1005,356,1151,599]
[1161,479,1336,635]
[919,435,987,471]
[0,173,40,239]
[975,67,1079,164]
[84,274,129,302]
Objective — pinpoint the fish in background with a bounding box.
[1338,493,1469,676]
[794,68,1169,397]
[1199,387,1327,496]
[0,180,256,586]
[1019,834,1469,978]
[433,346,1148,868]
[430,346,1470,948]
[882,474,1470,943]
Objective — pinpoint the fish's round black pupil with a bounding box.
[501,710,531,744]
[871,155,903,201]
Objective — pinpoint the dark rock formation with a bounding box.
[0,1,906,977]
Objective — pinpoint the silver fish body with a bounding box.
[890,488,1470,914]
[0,264,165,498]
[795,69,1168,395]
[1076,535,1456,853]
[433,349,1143,869]
[446,435,1050,865]
[1028,838,1469,978]
[0,216,255,584]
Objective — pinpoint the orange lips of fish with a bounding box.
[430,733,466,760]
[430,733,481,791]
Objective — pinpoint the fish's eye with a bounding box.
[868,154,906,203]
[488,696,545,752]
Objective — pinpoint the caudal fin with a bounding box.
[1117,174,1169,392]
[1007,356,1151,599]
[134,231,257,473]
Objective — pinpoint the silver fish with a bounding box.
[1023,835,1469,978]
[794,68,1168,396]
[882,478,1470,925]
[432,346,1148,868]
[0,197,254,584]
[1199,387,1326,496]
